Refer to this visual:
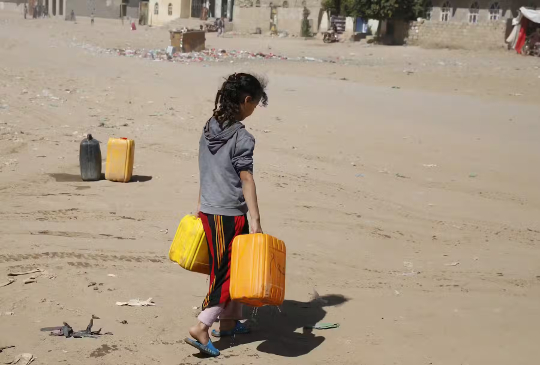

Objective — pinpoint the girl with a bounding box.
[185,73,268,357]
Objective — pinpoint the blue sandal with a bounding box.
[184,337,220,357]
[211,321,251,337]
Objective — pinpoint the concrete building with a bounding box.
[0,0,142,19]
[1,0,67,18]
[146,0,190,25]
[406,0,540,49]
[66,0,142,20]
[233,0,322,36]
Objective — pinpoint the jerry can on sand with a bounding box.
[168,215,210,275]
[105,137,135,183]
[230,234,286,307]
[79,134,102,181]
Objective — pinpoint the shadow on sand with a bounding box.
[213,294,349,357]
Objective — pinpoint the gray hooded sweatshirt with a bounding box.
[199,117,255,216]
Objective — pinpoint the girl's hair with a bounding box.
[213,73,268,125]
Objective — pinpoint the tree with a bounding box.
[340,0,416,20]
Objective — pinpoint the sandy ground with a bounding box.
[1,13,540,365]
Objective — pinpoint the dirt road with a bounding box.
[1,14,539,365]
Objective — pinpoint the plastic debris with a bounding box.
[445,262,460,266]
[6,353,35,365]
[8,269,41,277]
[88,45,332,65]
[0,345,15,353]
[303,323,340,330]
[116,298,155,307]
[0,278,15,287]
[43,315,112,338]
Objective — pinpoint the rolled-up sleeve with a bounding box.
[232,136,255,175]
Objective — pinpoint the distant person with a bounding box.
[24,3,27,19]
[200,0,209,21]
[70,10,76,21]
[184,73,269,357]
[216,16,224,36]
[91,14,94,25]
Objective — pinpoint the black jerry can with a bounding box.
[79,134,102,181]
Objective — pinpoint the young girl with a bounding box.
[185,73,268,357]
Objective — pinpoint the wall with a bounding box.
[147,0,189,25]
[407,19,509,49]
[65,0,141,20]
[233,5,320,35]
[0,0,67,17]
[0,1,24,14]
[428,0,540,23]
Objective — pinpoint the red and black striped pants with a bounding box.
[199,212,249,310]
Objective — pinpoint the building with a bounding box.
[233,0,322,36]
[407,0,540,49]
[0,0,142,19]
[146,0,190,25]
[0,0,67,18]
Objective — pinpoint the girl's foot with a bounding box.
[211,321,250,337]
[189,322,210,345]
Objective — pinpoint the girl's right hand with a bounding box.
[251,219,263,234]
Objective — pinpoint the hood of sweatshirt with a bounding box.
[203,117,244,154]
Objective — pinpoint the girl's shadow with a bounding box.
[214,294,349,357]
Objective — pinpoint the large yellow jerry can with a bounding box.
[168,215,210,274]
[230,233,286,307]
[105,137,135,183]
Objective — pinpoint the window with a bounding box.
[425,1,433,20]
[441,1,451,22]
[168,3,172,15]
[469,2,479,23]
[489,2,500,21]
[154,2,159,14]
[282,1,288,7]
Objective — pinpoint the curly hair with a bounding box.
[213,73,268,126]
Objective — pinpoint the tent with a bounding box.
[506,7,540,53]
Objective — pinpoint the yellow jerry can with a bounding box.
[105,137,135,183]
[168,215,210,274]
[230,233,286,307]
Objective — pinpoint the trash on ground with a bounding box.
[6,353,35,365]
[303,322,340,330]
[469,173,478,178]
[0,278,15,287]
[396,173,410,179]
[107,274,117,278]
[119,320,128,324]
[7,269,41,277]
[0,345,15,353]
[23,277,37,284]
[44,315,112,338]
[116,298,155,307]
[355,173,364,178]
[4,312,14,316]
[422,164,437,167]
[445,262,460,266]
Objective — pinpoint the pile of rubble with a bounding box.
[111,47,331,64]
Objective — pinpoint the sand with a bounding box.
[1,13,540,365]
